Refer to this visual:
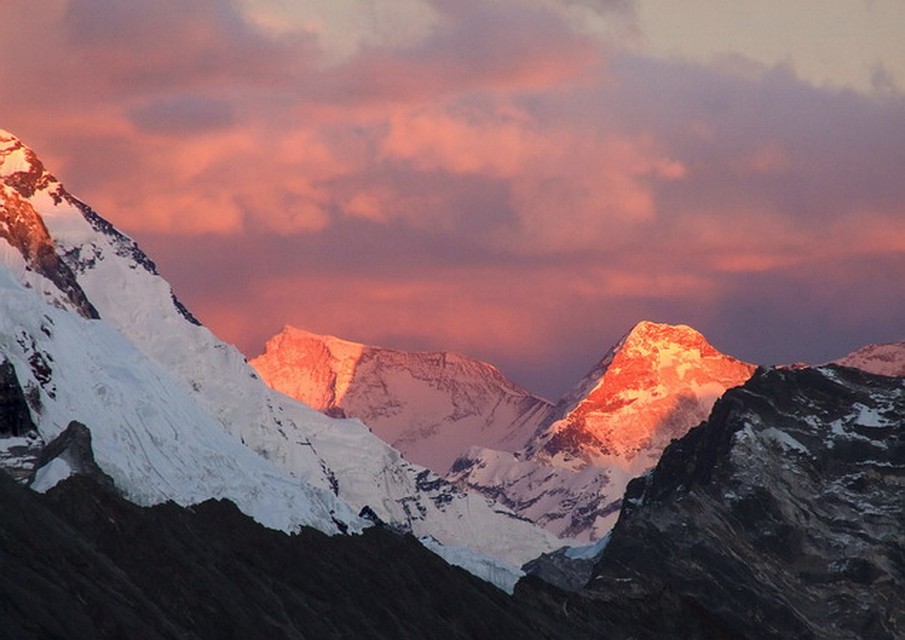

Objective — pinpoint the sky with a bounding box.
[2,0,904,399]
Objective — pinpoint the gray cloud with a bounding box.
[129,96,236,134]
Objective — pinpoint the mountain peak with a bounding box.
[540,321,756,468]
[270,324,366,360]
[449,321,757,541]
[255,325,365,412]
[0,131,58,199]
[0,137,98,319]
[622,320,711,351]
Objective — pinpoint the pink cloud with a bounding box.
[2,0,905,396]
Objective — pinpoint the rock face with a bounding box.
[0,358,43,483]
[584,365,905,639]
[0,358,37,438]
[251,326,554,473]
[450,321,756,541]
[835,340,905,377]
[29,420,115,492]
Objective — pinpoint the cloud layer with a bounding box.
[2,0,904,396]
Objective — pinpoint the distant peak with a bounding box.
[551,320,753,435]
[271,324,363,353]
[616,321,724,358]
[834,339,905,377]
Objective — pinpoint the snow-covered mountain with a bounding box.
[0,158,360,534]
[449,321,756,542]
[251,325,555,473]
[834,339,905,377]
[0,130,565,590]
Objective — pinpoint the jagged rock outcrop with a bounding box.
[252,325,555,473]
[450,321,756,541]
[29,420,115,492]
[0,358,43,483]
[580,365,905,639]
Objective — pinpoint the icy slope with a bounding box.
[251,325,555,473]
[450,321,756,541]
[0,129,563,573]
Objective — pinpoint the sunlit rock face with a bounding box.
[252,327,363,413]
[0,133,98,319]
[450,321,756,542]
[252,325,555,474]
[536,321,757,472]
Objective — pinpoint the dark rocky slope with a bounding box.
[0,471,597,640]
[572,365,905,639]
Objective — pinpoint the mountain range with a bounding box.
[1,129,902,638]
[250,325,554,473]
[253,320,756,542]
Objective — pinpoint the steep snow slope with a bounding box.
[251,325,555,473]
[0,263,360,534]
[835,340,905,377]
[450,321,756,541]
[0,130,563,579]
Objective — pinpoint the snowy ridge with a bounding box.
[252,325,555,473]
[834,340,905,377]
[0,130,564,582]
[450,321,756,541]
